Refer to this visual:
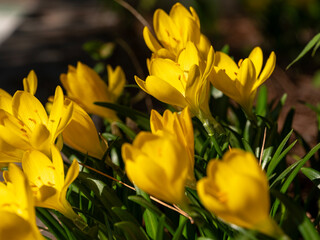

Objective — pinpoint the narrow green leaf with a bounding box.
[95,101,150,130]
[286,33,320,69]
[144,209,158,239]
[267,130,293,176]
[116,121,136,140]
[255,85,268,117]
[115,221,149,240]
[271,190,320,240]
[128,195,175,235]
[241,138,254,154]
[155,215,166,240]
[36,208,68,240]
[301,167,320,189]
[271,142,320,215]
[112,206,141,226]
[172,216,188,240]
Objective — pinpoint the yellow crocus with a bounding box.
[122,131,189,205]
[0,86,73,159]
[211,47,276,116]
[197,149,284,238]
[60,62,125,121]
[143,2,211,59]
[62,101,108,159]
[150,107,195,187]
[0,164,44,240]
[136,42,214,119]
[22,145,84,226]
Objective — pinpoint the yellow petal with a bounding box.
[63,102,107,159]
[23,70,38,95]
[213,51,238,80]
[254,51,276,90]
[12,91,48,132]
[248,47,263,78]
[61,159,79,199]
[150,58,185,93]
[153,9,180,54]
[144,75,187,108]
[170,3,200,45]
[107,65,126,101]
[178,42,200,73]
[238,58,256,95]
[143,26,162,53]
[0,89,13,114]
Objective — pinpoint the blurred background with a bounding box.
[0,0,320,145]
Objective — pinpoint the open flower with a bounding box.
[197,149,283,238]
[0,86,73,159]
[60,62,125,121]
[150,107,195,186]
[0,164,44,240]
[122,131,189,205]
[136,42,214,119]
[62,101,108,159]
[143,2,211,59]
[211,47,276,116]
[22,145,83,226]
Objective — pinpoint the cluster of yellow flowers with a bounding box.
[0,65,126,238]
[0,2,282,239]
[123,2,283,238]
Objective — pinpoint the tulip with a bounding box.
[150,107,195,186]
[0,164,44,240]
[143,2,211,59]
[22,145,85,228]
[211,47,276,117]
[197,149,284,238]
[122,131,189,205]
[0,86,73,159]
[62,101,108,159]
[60,62,125,121]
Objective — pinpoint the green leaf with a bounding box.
[271,190,320,240]
[172,216,188,240]
[301,167,320,189]
[255,85,268,117]
[144,209,159,239]
[241,138,254,154]
[128,195,176,235]
[115,221,150,240]
[116,121,136,140]
[287,33,320,69]
[36,208,68,240]
[155,215,166,240]
[271,142,320,215]
[112,206,141,226]
[95,102,150,130]
[267,130,294,176]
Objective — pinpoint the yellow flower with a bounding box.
[143,2,211,59]
[22,145,83,225]
[122,131,189,205]
[0,164,44,240]
[0,86,73,158]
[150,107,195,186]
[62,101,108,159]
[136,42,214,119]
[197,149,283,237]
[60,62,125,121]
[211,47,276,116]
